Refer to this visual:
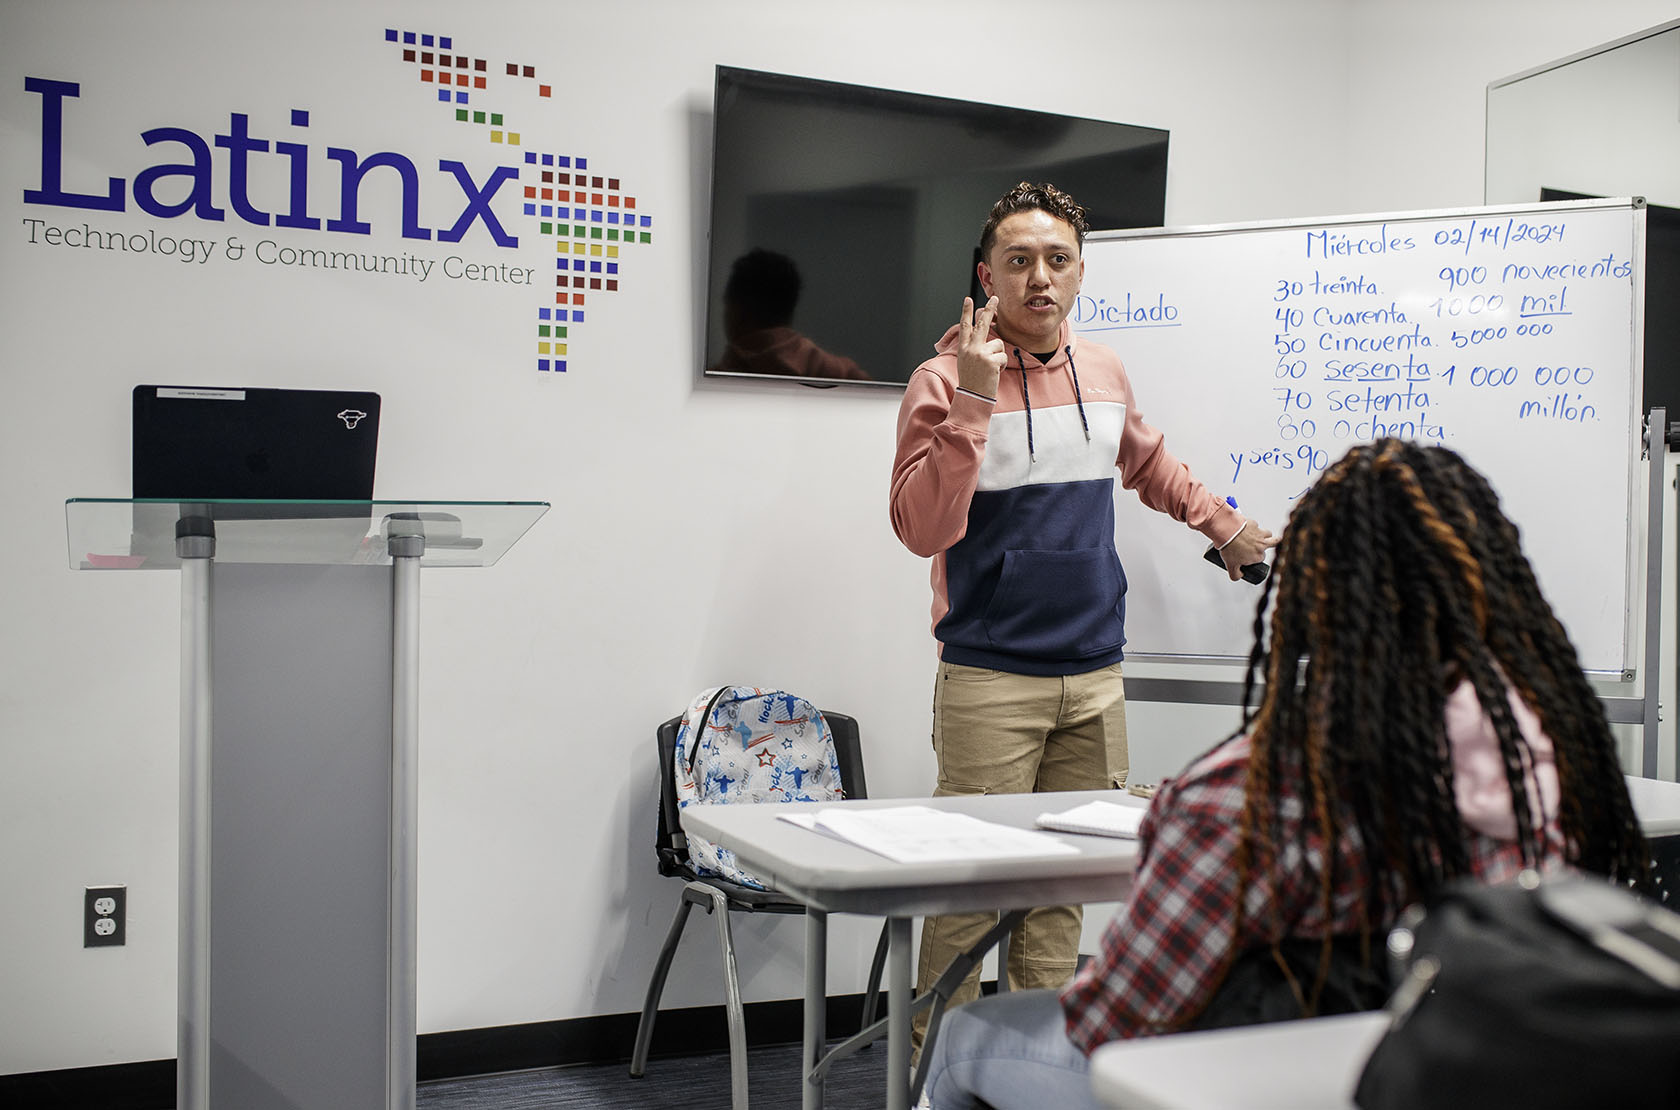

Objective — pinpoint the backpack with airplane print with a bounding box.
[673,685,845,888]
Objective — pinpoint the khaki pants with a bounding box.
[912,661,1129,1056]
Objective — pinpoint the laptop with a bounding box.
[133,384,380,502]
[130,385,381,557]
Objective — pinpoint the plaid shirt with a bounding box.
[1059,732,1555,1054]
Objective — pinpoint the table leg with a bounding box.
[803,910,827,1110]
[886,916,913,1110]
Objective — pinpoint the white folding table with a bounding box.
[1089,1011,1386,1110]
[682,789,1144,1110]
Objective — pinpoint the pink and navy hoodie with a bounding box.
[890,317,1242,676]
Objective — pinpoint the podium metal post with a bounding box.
[177,518,214,1110]
[388,529,423,1110]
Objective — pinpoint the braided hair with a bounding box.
[1226,439,1650,1009]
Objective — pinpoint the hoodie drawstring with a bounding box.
[1012,346,1090,462]
[1065,345,1090,443]
[1013,348,1035,461]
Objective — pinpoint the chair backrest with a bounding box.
[653,709,866,878]
[824,712,867,801]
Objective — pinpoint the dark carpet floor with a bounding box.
[417,1041,891,1109]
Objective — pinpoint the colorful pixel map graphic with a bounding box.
[385,28,654,373]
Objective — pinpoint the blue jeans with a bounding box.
[924,988,1100,1110]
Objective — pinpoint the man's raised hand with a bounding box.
[956,295,1006,399]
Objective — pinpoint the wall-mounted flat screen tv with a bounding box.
[703,66,1169,388]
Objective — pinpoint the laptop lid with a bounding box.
[132,385,380,503]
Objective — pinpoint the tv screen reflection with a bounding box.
[704,66,1169,389]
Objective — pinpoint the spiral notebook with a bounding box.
[1034,799,1147,839]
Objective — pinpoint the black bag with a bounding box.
[1191,934,1391,1031]
[1355,873,1680,1110]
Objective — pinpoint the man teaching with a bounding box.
[888,181,1277,1053]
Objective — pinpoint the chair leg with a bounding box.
[996,927,1011,993]
[628,894,699,1078]
[699,885,751,1110]
[912,909,1028,1101]
[860,920,890,1033]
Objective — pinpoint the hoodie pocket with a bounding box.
[982,547,1126,659]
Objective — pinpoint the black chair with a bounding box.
[629,710,890,1109]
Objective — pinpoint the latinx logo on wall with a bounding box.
[22,77,520,246]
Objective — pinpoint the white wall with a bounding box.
[2,0,1674,1076]
[1486,21,1680,209]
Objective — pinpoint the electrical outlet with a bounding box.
[84,885,126,947]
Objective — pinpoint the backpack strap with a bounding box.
[686,686,734,775]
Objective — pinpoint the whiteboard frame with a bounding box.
[1088,199,1650,711]
[1087,194,1642,250]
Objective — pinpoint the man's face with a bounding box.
[977,209,1084,352]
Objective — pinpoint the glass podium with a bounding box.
[66,500,548,1110]
[67,498,547,569]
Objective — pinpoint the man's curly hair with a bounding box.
[979,181,1090,259]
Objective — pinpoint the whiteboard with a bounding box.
[1080,198,1644,673]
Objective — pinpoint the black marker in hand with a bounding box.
[1205,496,1270,584]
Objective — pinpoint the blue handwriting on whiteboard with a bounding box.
[1323,353,1432,382]
[1073,292,1180,331]
[1305,224,1415,257]
[1433,218,1567,255]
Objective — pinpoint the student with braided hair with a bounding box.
[920,438,1651,1110]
